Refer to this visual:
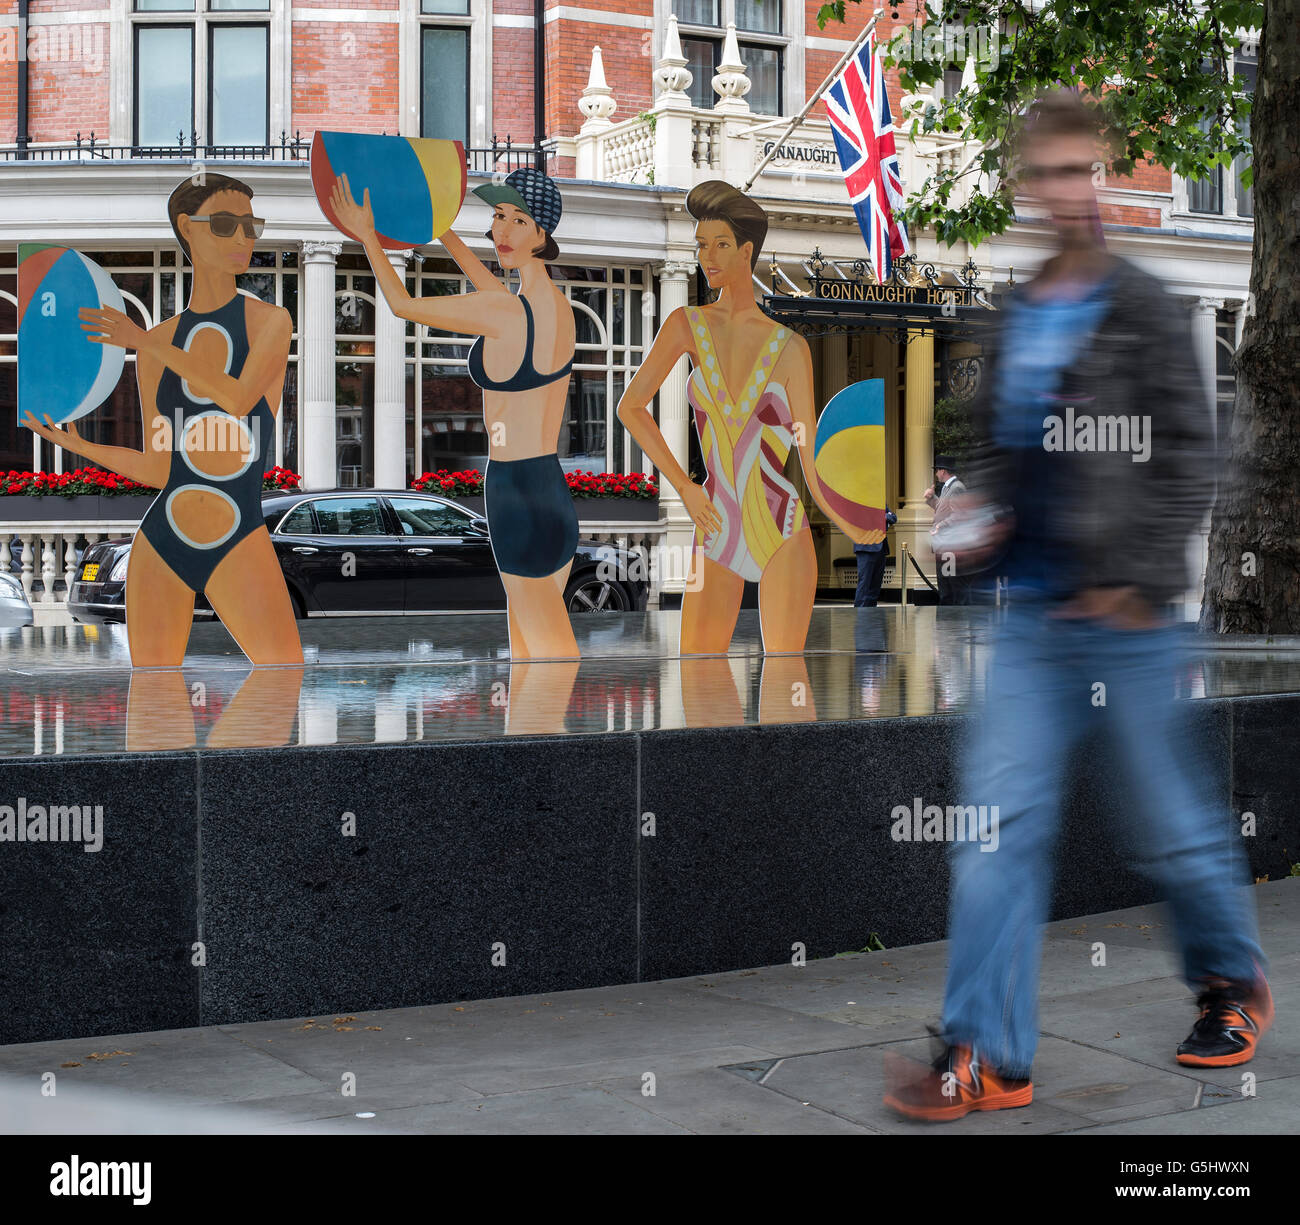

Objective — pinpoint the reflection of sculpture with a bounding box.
[331,164,579,660]
[618,180,878,654]
[22,174,301,667]
[127,666,304,752]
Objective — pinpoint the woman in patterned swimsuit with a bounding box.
[23,174,301,667]
[618,180,876,654]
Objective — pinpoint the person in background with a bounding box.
[925,456,971,604]
[883,87,1271,1123]
[853,506,896,607]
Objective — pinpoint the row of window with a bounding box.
[134,2,472,147]
[130,0,801,147]
[0,250,650,488]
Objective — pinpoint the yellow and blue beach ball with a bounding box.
[312,131,467,250]
[813,377,887,537]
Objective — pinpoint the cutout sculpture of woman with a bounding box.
[23,174,302,667]
[330,167,579,660]
[617,180,881,656]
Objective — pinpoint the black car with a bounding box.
[67,489,649,623]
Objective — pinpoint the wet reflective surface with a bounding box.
[2,608,1298,757]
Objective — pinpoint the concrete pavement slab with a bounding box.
[0,880,1292,1134]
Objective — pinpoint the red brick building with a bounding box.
[0,2,1257,603]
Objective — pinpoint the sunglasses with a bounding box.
[1019,163,1096,182]
[188,212,265,239]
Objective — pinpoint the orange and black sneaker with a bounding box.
[1176,974,1274,1067]
[883,1041,1033,1122]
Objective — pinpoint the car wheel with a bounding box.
[565,572,630,613]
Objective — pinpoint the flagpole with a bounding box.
[741,5,887,194]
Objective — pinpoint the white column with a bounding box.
[301,241,341,492]
[821,332,848,400]
[653,257,696,596]
[1189,297,1223,617]
[374,250,411,490]
[1191,297,1223,441]
[897,329,935,569]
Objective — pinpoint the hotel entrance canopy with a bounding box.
[760,251,1000,343]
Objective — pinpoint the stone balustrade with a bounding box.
[0,518,670,612]
[573,34,983,203]
[0,521,139,608]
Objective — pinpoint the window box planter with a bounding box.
[574,496,661,523]
[0,494,158,523]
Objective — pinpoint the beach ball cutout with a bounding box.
[312,131,467,250]
[18,243,126,425]
[813,378,887,537]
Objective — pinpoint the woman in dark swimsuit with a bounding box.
[24,174,301,667]
[331,167,579,660]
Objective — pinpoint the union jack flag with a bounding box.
[824,32,911,283]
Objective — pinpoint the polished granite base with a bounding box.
[1,608,1297,1042]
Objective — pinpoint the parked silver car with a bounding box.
[0,569,33,627]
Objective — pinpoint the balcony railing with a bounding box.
[0,132,545,174]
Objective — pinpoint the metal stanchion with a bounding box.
[900,542,909,607]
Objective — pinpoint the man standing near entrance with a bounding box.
[883,88,1271,1122]
[924,457,970,604]
[853,506,896,606]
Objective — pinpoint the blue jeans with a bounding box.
[942,602,1265,1078]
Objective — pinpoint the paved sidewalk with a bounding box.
[2,880,1295,1135]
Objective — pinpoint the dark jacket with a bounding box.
[962,253,1214,606]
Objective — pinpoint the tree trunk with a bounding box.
[1201,0,1300,633]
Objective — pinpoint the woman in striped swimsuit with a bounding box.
[617,180,877,655]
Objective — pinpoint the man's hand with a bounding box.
[1051,585,1164,630]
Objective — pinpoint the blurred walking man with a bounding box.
[884,89,1272,1122]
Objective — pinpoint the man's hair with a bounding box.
[1012,88,1115,173]
[1023,88,1103,143]
[167,173,255,263]
[685,179,768,272]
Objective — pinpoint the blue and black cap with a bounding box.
[473,167,563,235]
